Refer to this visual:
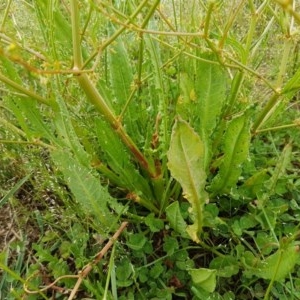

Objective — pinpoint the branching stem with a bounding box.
[69,0,158,178]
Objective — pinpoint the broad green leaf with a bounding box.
[163,236,179,256]
[209,255,239,278]
[189,268,217,293]
[144,213,164,233]
[51,150,115,233]
[167,119,208,243]
[126,233,147,251]
[116,258,134,287]
[210,112,251,196]
[149,263,164,279]
[195,55,227,169]
[246,242,300,281]
[116,258,132,282]
[165,201,189,238]
[195,56,227,140]
[178,55,227,170]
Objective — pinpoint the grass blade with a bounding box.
[0,173,31,207]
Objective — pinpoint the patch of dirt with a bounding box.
[0,199,42,252]
[0,203,18,251]
[0,182,61,266]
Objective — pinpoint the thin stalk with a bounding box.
[255,121,300,133]
[152,36,219,64]
[147,19,275,93]
[226,56,277,92]
[81,3,93,43]
[0,0,13,30]
[0,117,26,137]
[0,32,46,60]
[171,0,178,30]
[261,207,279,243]
[86,5,205,37]
[69,0,157,178]
[136,35,144,93]
[240,236,259,256]
[119,86,137,121]
[222,0,258,117]
[203,1,215,38]
[121,0,160,114]
[48,0,58,60]
[252,92,281,133]
[264,249,283,300]
[190,0,197,29]
[244,0,258,62]
[70,0,83,68]
[218,0,247,50]
[141,0,160,29]
[276,37,293,88]
[273,1,295,88]
[251,16,275,59]
[103,243,116,299]
[92,160,128,188]
[0,73,51,106]
[143,30,168,202]
[274,0,300,25]
[248,0,255,12]
[289,0,296,33]
[83,0,150,68]
[222,71,244,118]
[159,177,175,216]
[256,0,269,15]
[67,222,128,300]
[0,139,55,149]
[135,50,183,95]
[135,197,160,214]
[76,73,155,176]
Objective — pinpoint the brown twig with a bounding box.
[68,221,128,300]
[23,222,128,299]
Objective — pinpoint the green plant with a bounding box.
[1,0,300,299]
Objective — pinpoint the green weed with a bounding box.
[1,0,300,299]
